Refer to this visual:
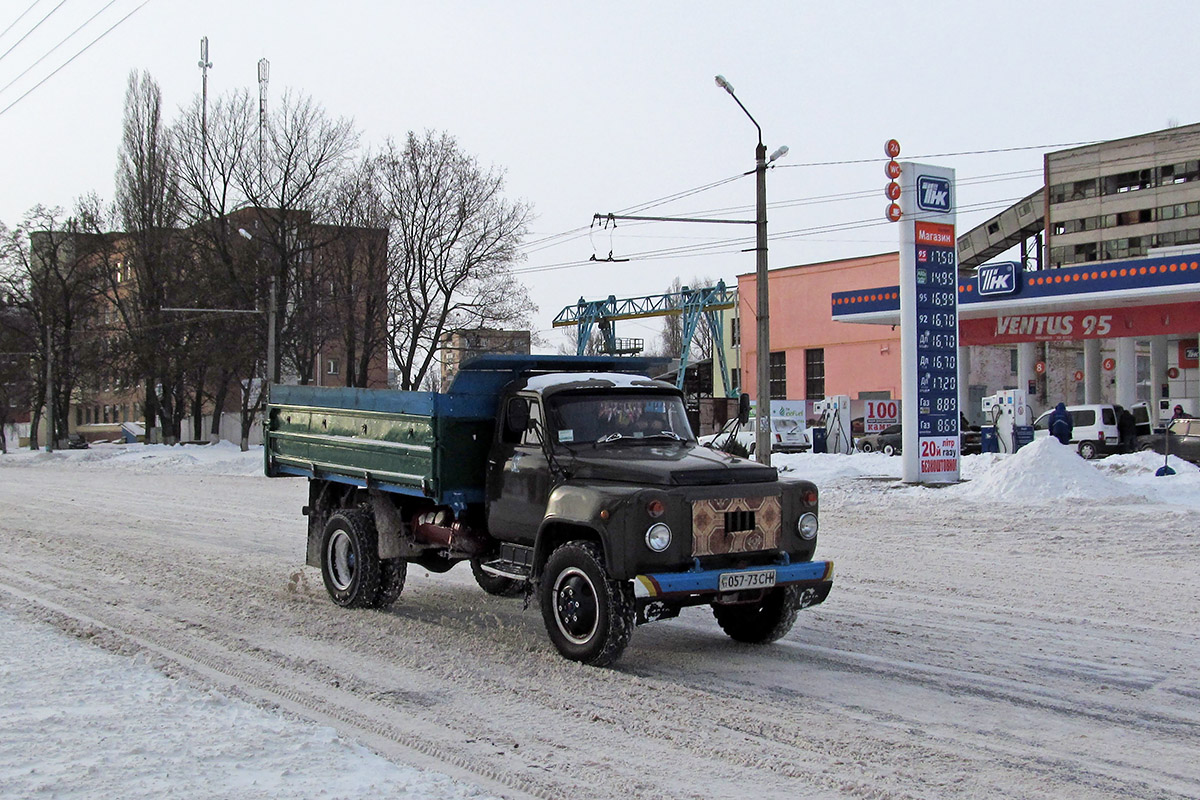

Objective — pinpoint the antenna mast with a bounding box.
[198,37,212,174]
[257,58,269,197]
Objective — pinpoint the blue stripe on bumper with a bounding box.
[634,559,833,598]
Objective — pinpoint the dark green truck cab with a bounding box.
[266,355,832,666]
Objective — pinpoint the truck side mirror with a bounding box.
[737,393,751,426]
[504,399,530,443]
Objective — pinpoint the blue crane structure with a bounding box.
[552,281,739,397]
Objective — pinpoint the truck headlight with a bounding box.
[797,512,818,540]
[645,523,671,552]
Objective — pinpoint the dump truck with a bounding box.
[265,355,832,666]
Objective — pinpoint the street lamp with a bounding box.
[238,228,276,391]
[715,75,786,465]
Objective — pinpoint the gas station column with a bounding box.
[1017,342,1038,404]
[1115,337,1137,409]
[958,344,971,422]
[1084,339,1102,404]
[1150,336,1167,425]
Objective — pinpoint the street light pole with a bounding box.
[716,74,777,466]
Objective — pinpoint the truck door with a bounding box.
[486,396,552,543]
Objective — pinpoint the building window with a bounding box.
[730,317,740,348]
[1010,349,1018,374]
[729,367,741,394]
[327,359,339,376]
[804,348,825,400]
[769,351,787,400]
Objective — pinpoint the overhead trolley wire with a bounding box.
[0,1,41,43]
[0,0,119,98]
[0,0,153,118]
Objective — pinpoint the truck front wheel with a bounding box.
[712,585,803,644]
[540,541,634,666]
[320,510,382,608]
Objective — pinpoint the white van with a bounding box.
[1032,403,1121,459]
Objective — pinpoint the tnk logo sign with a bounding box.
[916,175,952,213]
[977,262,1018,296]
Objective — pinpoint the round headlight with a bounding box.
[797,512,818,540]
[645,522,672,552]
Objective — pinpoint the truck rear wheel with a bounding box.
[540,541,634,666]
[712,585,802,644]
[470,557,524,597]
[376,558,408,608]
[320,510,382,608]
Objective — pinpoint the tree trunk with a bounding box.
[209,371,230,444]
[29,408,41,450]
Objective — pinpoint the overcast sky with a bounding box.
[0,0,1194,348]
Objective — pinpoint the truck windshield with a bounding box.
[547,392,695,445]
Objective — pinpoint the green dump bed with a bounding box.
[264,354,669,510]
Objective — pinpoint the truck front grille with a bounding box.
[691,496,780,557]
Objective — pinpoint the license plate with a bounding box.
[718,569,776,592]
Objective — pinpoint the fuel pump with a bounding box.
[812,395,852,454]
[980,390,1030,453]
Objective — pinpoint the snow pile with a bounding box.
[0,441,263,476]
[949,436,1145,504]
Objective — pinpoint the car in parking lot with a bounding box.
[856,423,903,455]
[1136,418,1200,465]
[699,416,810,456]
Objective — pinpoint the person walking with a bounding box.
[1048,402,1073,445]
[1117,406,1137,453]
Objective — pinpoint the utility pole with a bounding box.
[716,75,787,465]
[44,323,53,452]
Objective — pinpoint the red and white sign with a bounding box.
[885,181,901,200]
[885,139,901,158]
[914,221,955,247]
[886,203,902,222]
[1181,339,1199,368]
[885,160,902,179]
[1073,370,1084,381]
[1103,358,1116,371]
[959,302,1200,346]
[919,436,959,476]
[1035,361,1046,374]
[1168,367,1181,379]
[864,400,900,433]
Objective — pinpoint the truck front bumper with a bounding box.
[633,559,833,601]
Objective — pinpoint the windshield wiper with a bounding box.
[596,432,625,444]
[643,430,684,441]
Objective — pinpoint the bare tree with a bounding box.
[235,90,359,386]
[0,206,104,449]
[113,70,194,444]
[378,131,534,390]
[0,284,36,453]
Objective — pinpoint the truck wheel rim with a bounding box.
[553,567,599,645]
[327,529,356,591]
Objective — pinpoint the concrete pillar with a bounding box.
[1115,337,1137,409]
[1017,342,1038,417]
[1084,338,1102,404]
[958,344,971,425]
[1150,336,1168,427]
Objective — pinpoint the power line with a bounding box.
[0,0,153,119]
[776,141,1101,168]
[0,1,41,43]
[0,0,67,65]
[0,0,119,99]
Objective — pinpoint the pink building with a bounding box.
[738,252,902,401]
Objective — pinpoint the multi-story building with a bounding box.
[440,327,531,386]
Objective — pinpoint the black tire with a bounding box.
[712,585,803,644]
[376,558,408,608]
[1078,440,1098,460]
[859,441,874,453]
[320,510,382,608]
[882,443,896,457]
[540,541,634,666]
[470,557,524,597]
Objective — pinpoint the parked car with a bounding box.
[961,426,982,455]
[699,417,810,456]
[1031,403,1121,459]
[66,433,90,450]
[1136,418,1200,465]
[856,423,903,455]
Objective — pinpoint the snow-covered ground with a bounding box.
[1,439,1198,799]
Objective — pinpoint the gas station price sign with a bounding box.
[897,164,960,484]
[914,220,959,441]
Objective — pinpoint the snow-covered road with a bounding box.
[1,442,1198,799]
